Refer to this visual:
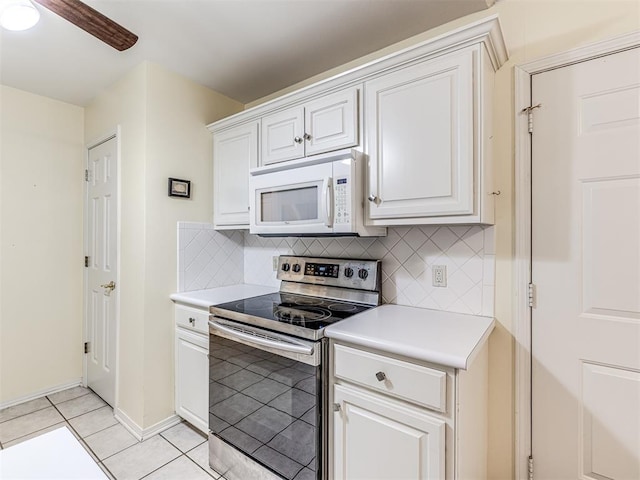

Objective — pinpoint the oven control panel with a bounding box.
[277,255,381,292]
[304,262,340,278]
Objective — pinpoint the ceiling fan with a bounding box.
[0,0,138,51]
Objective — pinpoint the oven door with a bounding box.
[250,161,333,236]
[208,317,322,480]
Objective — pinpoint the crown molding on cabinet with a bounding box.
[207,14,508,133]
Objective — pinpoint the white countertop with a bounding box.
[170,284,277,309]
[324,304,495,370]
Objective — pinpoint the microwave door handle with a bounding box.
[322,177,333,228]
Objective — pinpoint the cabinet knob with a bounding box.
[375,371,386,382]
[368,194,379,204]
[294,136,303,144]
[303,133,312,141]
[188,317,196,325]
[333,403,341,412]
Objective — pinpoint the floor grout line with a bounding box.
[0,404,54,427]
[46,390,127,469]
[137,453,182,480]
[0,387,224,480]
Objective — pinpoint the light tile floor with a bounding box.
[0,386,226,480]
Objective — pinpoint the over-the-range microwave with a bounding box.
[249,149,386,237]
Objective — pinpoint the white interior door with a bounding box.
[86,136,118,407]
[531,47,640,479]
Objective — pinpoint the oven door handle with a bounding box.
[209,320,314,355]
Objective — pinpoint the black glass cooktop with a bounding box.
[210,292,372,339]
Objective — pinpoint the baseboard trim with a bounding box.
[114,408,182,441]
[0,379,83,410]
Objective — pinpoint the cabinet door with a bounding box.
[213,122,259,227]
[175,328,209,433]
[261,106,305,164]
[333,383,445,480]
[365,48,474,220]
[304,88,359,156]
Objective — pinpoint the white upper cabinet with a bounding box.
[365,45,494,225]
[207,16,507,230]
[304,88,359,156]
[213,121,259,228]
[261,87,359,165]
[260,106,305,164]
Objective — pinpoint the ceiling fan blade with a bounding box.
[32,0,138,51]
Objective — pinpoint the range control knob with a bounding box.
[358,269,369,280]
[292,264,301,273]
[281,263,290,272]
[344,267,354,278]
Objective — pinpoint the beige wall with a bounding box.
[0,86,84,404]
[246,1,640,477]
[85,64,149,423]
[85,62,243,429]
[142,62,243,426]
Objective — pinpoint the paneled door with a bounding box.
[531,48,640,478]
[85,136,118,407]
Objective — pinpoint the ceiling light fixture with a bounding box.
[0,0,40,31]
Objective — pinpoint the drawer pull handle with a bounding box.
[188,317,196,325]
[375,371,386,382]
[333,403,341,412]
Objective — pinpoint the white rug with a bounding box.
[0,426,107,479]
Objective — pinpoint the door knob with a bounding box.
[100,281,116,292]
[294,136,303,144]
[303,133,312,141]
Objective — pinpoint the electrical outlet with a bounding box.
[272,256,279,271]
[432,265,447,287]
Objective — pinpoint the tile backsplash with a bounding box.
[177,222,244,291]
[178,223,495,317]
[244,226,495,316]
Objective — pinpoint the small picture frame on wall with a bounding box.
[168,178,191,198]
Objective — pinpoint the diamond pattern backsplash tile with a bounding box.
[177,222,495,317]
[177,222,244,291]
[243,226,496,316]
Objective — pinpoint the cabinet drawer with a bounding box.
[175,305,209,334]
[333,344,447,412]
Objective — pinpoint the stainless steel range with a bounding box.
[208,255,381,480]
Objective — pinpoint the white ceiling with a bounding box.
[0,0,491,106]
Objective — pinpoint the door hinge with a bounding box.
[522,103,542,133]
[528,455,534,480]
[84,256,89,267]
[528,283,536,308]
[84,342,89,354]
[84,169,89,182]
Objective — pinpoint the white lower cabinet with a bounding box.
[333,383,445,480]
[330,341,489,480]
[174,305,209,434]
